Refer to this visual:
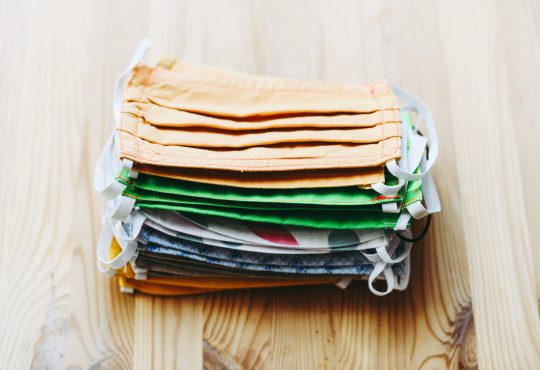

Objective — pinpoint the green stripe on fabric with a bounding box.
[118,171,402,206]
[136,201,402,229]
[123,186,390,211]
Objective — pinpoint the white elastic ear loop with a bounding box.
[394,151,441,231]
[394,155,441,230]
[368,262,395,296]
[113,213,146,251]
[386,85,439,181]
[373,117,428,206]
[101,135,136,222]
[97,258,116,277]
[388,131,428,205]
[94,133,139,214]
[94,132,127,201]
[394,254,411,291]
[96,213,146,270]
[357,235,392,259]
[367,233,413,294]
[97,217,113,267]
[97,217,136,270]
[376,232,413,264]
[405,160,441,219]
[407,133,428,175]
[362,250,380,263]
[395,213,411,231]
[372,178,405,196]
[96,218,137,270]
[113,38,152,124]
[381,202,399,213]
[122,158,138,179]
[360,238,391,265]
[106,195,136,221]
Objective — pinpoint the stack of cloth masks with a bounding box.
[95,39,441,296]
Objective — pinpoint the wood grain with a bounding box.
[0,0,538,369]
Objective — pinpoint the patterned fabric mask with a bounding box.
[143,208,387,250]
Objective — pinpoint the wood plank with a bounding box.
[436,0,540,368]
[134,296,203,370]
[0,0,539,369]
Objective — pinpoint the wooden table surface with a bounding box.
[1,0,540,369]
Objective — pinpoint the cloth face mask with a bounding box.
[116,168,405,207]
[144,217,392,254]
[142,208,387,249]
[119,132,401,172]
[137,201,403,229]
[116,274,354,296]
[123,120,401,148]
[130,164,386,189]
[137,227,375,275]
[116,271,401,296]
[133,254,360,279]
[136,226,409,275]
[115,179,421,230]
[124,59,399,121]
[117,59,401,174]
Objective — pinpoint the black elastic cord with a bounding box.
[396,214,432,242]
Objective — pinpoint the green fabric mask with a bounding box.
[115,113,422,229]
[137,201,402,229]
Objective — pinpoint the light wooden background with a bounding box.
[1,0,540,369]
